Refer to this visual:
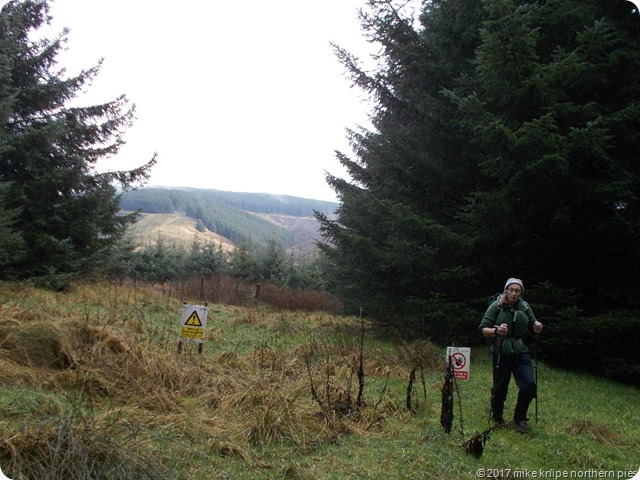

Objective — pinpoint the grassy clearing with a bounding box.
[0,281,638,479]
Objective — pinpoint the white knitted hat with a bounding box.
[504,278,524,291]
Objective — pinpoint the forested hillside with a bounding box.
[120,187,338,248]
[178,188,338,217]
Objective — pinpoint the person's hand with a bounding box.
[497,323,508,336]
[533,321,543,333]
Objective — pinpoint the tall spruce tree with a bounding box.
[317,0,486,322]
[0,0,156,285]
[450,0,640,311]
[0,179,25,270]
[317,0,640,327]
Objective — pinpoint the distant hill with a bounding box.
[120,187,338,252]
[125,212,235,251]
[176,188,338,217]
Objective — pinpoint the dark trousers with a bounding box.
[491,352,537,423]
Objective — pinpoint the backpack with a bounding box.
[489,292,503,312]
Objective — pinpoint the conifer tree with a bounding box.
[449,0,640,310]
[318,0,485,319]
[0,179,25,270]
[0,0,156,284]
[256,238,289,284]
[229,242,257,283]
[318,0,640,325]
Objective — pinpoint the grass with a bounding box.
[0,281,638,479]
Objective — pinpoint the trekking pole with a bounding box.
[489,353,500,424]
[534,342,538,424]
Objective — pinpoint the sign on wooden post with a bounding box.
[178,303,207,353]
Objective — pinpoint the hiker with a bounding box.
[478,278,543,432]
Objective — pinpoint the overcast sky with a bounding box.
[31,0,392,202]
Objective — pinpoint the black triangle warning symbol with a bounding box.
[185,310,202,327]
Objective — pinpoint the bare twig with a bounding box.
[356,308,366,407]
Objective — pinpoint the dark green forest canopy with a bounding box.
[181,188,338,217]
[317,0,640,318]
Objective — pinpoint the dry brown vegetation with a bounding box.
[0,281,438,479]
[162,275,343,314]
[565,420,622,446]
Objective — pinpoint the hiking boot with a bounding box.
[514,420,529,433]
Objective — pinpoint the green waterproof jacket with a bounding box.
[479,298,537,355]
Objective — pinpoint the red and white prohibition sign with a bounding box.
[450,352,466,369]
[446,347,470,380]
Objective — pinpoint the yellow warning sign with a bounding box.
[180,326,204,340]
[179,304,207,344]
[184,310,202,327]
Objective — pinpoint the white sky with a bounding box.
[35,0,386,202]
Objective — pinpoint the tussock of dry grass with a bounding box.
[0,353,52,387]
[0,409,173,479]
[0,321,75,368]
[565,419,622,445]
